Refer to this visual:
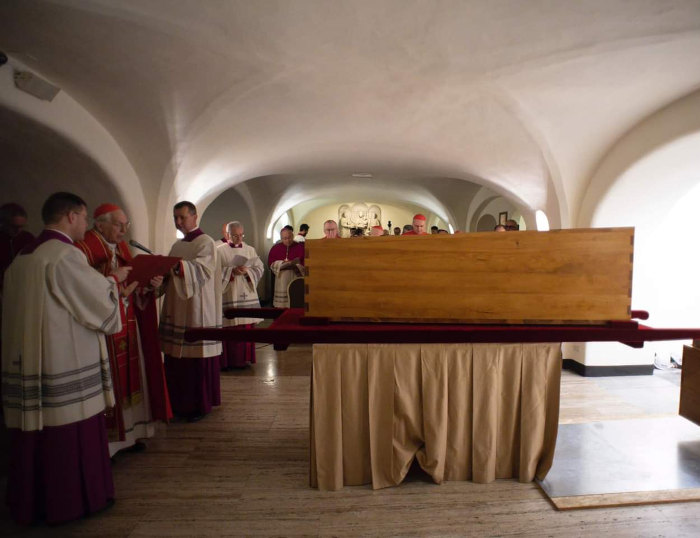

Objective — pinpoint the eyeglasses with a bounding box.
[113,221,131,231]
[229,232,244,239]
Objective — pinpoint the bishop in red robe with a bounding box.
[75,203,172,455]
[401,214,428,235]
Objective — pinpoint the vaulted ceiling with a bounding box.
[1,0,700,243]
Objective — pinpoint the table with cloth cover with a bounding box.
[309,342,561,490]
[183,308,700,491]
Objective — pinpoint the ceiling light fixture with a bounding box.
[351,173,373,178]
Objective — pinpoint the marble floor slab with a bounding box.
[540,416,700,498]
[540,368,700,509]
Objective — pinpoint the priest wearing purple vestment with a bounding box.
[268,225,305,308]
[159,201,223,422]
[2,192,136,525]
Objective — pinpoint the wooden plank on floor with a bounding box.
[546,488,700,510]
[680,345,700,427]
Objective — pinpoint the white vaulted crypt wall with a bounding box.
[199,189,256,248]
[566,130,700,367]
[0,59,149,245]
[474,197,522,231]
[299,203,428,239]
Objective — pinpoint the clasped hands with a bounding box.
[232,265,248,276]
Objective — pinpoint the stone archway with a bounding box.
[476,213,497,232]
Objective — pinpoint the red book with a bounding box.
[126,254,181,285]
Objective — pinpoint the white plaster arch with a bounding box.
[476,214,498,232]
[570,98,700,368]
[466,186,526,233]
[578,89,700,229]
[0,59,148,242]
[262,181,453,241]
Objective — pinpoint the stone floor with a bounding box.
[1,346,699,537]
[540,365,700,509]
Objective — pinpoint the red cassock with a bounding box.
[75,229,172,437]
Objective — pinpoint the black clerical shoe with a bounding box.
[53,498,115,525]
[90,499,115,518]
[187,413,206,423]
[125,441,147,452]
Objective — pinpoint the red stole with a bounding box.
[75,230,172,440]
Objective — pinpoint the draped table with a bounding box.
[310,343,562,490]
[184,308,700,490]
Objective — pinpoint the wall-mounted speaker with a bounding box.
[14,70,60,102]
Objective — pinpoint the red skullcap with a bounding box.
[413,214,426,221]
[93,203,122,218]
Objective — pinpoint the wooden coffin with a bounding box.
[304,227,634,324]
[680,344,700,427]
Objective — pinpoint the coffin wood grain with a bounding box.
[304,227,634,324]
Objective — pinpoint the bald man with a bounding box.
[323,219,339,239]
[75,203,172,456]
[268,225,305,307]
[402,214,428,235]
[217,221,264,369]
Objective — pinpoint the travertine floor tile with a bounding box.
[2,351,700,537]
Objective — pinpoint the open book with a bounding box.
[126,254,181,285]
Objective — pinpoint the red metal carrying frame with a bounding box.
[184,308,700,351]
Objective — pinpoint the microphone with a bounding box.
[129,239,154,255]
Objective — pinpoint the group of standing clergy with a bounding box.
[263,214,429,309]
[0,193,266,526]
[1,195,452,526]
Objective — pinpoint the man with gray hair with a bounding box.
[323,219,339,239]
[217,221,264,369]
[75,203,172,457]
[268,225,305,307]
